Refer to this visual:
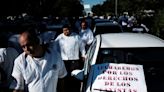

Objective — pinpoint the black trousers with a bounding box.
[63,60,82,92]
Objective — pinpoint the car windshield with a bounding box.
[97,48,164,63]
[96,47,164,92]
[95,24,122,35]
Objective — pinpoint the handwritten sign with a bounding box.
[90,63,147,92]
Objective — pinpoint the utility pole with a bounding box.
[115,0,118,17]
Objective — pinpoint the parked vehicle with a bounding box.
[72,33,164,92]
[93,22,123,36]
[94,19,113,24]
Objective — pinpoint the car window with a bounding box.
[88,42,96,65]
[97,48,164,63]
[84,39,97,74]
[94,24,122,36]
[96,48,164,92]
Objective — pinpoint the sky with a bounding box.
[83,0,106,7]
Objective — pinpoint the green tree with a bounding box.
[91,0,164,16]
[54,0,84,16]
[92,4,103,16]
[0,0,84,16]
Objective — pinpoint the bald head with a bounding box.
[19,30,40,56]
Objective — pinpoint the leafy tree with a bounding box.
[54,0,84,16]
[92,4,103,16]
[0,0,84,17]
[91,0,164,16]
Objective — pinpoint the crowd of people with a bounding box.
[117,12,150,33]
[0,16,94,92]
[0,12,152,92]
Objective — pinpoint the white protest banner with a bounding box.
[91,63,147,92]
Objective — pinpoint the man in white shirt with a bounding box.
[55,24,86,92]
[11,27,67,92]
[79,21,94,51]
[55,24,86,62]
[131,20,149,33]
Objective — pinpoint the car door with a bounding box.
[82,38,98,92]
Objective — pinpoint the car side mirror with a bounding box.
[71,69,84,81]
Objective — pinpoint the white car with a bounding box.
[72,33,164,92]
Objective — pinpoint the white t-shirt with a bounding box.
[80,28,94,46]
[0,48,6,64]
[55,33,86,60]
[11,46,67,92]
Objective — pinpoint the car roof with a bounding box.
[94,22,123,35]
[95,22,119,26]
[96,33,164,48]
[46,24,63,30]
[94,19,113,24]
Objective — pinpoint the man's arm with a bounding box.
[78,36,86,59]
[11,56,25,92]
